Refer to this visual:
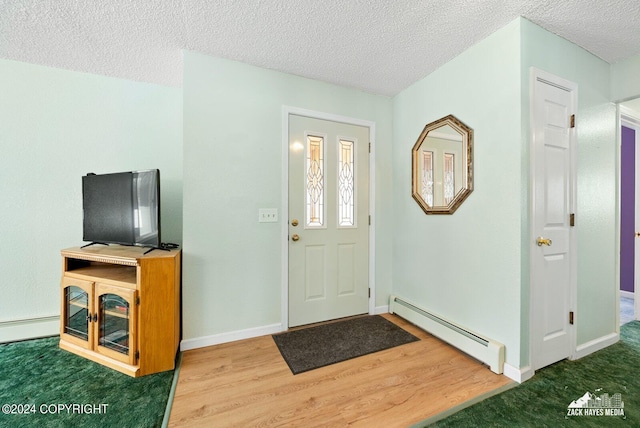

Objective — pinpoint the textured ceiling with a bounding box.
[1,0,639,96]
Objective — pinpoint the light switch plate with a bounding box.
[258,208,278,223]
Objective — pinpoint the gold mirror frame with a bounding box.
[411,114,473,214]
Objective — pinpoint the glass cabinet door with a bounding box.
[94,283,137,365]
[60,277,94,348]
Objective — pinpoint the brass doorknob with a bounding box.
[536,237,552,247]
[636,232,640,237]
[291,219,299,227]
[291,234,300,242]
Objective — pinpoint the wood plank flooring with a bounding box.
[168,313,513,427]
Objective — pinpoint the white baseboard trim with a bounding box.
[620,290,634,299]
[505,333,620,383]
[180,309,393,352]
[502,363,534,383]
[0,316,59,344]
[180,323,283,351]
[374,305,389,315]
[572,332,619,360]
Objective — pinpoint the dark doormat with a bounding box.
[272,315,420,375]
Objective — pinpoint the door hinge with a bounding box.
[368,215,371,226]
[368,288,371,298]
[369,142,371,153]
[569,311,574,325]
[135,350,140,360]
[570,114,575,128]
[136,296,140,305]
[570,213,575,227]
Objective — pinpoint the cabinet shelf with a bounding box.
[68,299,88,309]
[65,263,137,288]
[99,329,129,354]
[102,308,129,319]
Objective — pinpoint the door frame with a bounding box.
[281,106,376,329]
[621,105,640,321]
[528,67,578,370]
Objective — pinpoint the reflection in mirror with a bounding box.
[412,115,473,214]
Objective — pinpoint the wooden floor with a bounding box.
[168,313,513,427]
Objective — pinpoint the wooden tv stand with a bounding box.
[59,245,181,377]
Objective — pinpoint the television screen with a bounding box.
[82,169,161,248]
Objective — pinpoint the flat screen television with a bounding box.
[82,169,161,248]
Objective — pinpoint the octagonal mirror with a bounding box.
[412,115,473,214]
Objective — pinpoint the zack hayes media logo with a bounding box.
[566,390,625,418]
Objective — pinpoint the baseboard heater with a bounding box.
[389,295,505,374]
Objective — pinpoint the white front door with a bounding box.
[288,114,370,327]
[530,69,577,371]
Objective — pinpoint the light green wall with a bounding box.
[182,52,393,340]
[391,17,619,370]
[0,59,182,328]
[520,18,617,350]
[392,20,524,367]
[611,55,640,102]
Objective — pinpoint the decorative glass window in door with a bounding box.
[64,286,89,340]
[98,294,130,355]
[421,151,434,207]
[306,135,324,227]
[443,153,455,205]
[338,139,355,227]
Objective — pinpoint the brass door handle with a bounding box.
[291,219,299,227]
[636,232,640,237]
[536,237,552,247]
[291,234,300,242]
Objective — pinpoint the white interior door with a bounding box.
[530,69,577,371]
[288,114,369,327]
[627,113,640,320]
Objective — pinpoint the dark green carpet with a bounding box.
[0,336,174,428]
[273,315,420,374]
[424,321,640,427]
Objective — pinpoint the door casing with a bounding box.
[281,106,376,329]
